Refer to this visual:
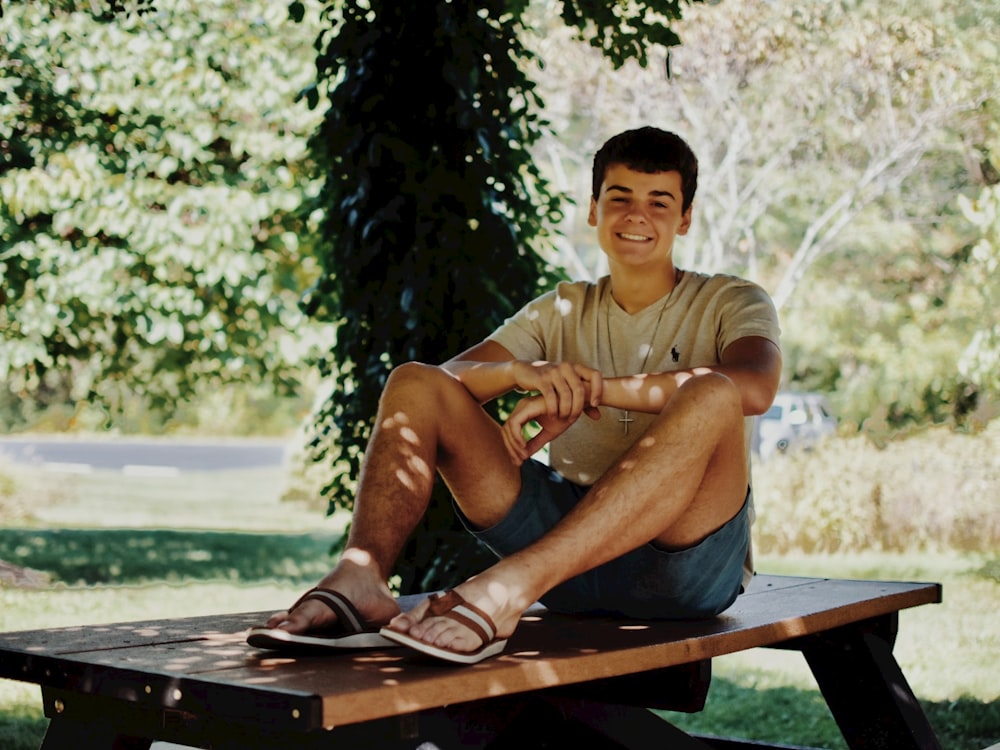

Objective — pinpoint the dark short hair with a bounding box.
[591,127,699,212]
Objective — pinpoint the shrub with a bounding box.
[753,422,1000,554]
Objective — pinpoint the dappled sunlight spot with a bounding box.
[510,649,541,658]
[394,467,418,492]
[258,657,297,667]
[618,624,651,632]
[133,628,162,637]
[639,436,656,448]
[341,548,374,567]
[405,453,431,480]
[205,659,242,668]
[483,579,513,604]
[166,658,235,670]
[648,384,665,402]
[622,374,647,393]
[555,297,574,317]
[381,411,411,430]
[244,675,281,685]
[163,654,205,667]
[202,634,246,644]
[378,666,405,674]
[352,654,404,665]
[399,426,420,445]
[618,459,638,471]
[198,647,245,658]
[520,615,543,623]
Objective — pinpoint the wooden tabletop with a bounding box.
[0,575,941,731]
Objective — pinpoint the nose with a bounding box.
[624,206,648,223]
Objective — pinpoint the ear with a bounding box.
[678,204,693,235]
[587,197,598,227]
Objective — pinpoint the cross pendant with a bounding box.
[619,410,635,435]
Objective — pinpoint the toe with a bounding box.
[265,610,291,629]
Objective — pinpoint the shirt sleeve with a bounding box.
[716,280,782,354]
[487,289,557,362]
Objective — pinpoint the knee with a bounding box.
[385,361,445,391]
[674,372,743,420]
[383,361,461,402]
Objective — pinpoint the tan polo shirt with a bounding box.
[488,271,781,586]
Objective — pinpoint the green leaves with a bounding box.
[0,0,330,424]
[560,0,691,68]
[957,186,1000,401]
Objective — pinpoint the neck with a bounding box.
[609,266,681,314]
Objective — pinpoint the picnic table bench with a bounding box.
[0,574,942,750]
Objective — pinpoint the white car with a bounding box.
[755,392,837,460]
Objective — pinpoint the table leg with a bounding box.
[40,715,151,750]
[798,616,942,750]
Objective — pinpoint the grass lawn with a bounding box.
[1,460,998,750]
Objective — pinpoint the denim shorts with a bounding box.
[455,458,750,619]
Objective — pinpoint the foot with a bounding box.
[266,556,400,635]
[385,570,533,654]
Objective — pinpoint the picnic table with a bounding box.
[0,574,943,750]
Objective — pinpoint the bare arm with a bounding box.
[601,336,782,417]
[440,340,520,403]
[441,340,604,418]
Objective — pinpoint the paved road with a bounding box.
[0,436,288,474]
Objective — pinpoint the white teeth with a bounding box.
[619,232,651,241]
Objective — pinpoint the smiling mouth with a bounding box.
[618,232,652,242]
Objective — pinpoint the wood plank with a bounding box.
[0,575,941,730]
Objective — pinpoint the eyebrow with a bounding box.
[605,184,678,201]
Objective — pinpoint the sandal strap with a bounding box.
[289,587,365,635]
[427,589,497,645]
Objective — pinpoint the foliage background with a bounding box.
[2,1,999,584]
[523,0,1000,430]
[0,4,997,745]
[1,0,330,432]
[4,1,998,430]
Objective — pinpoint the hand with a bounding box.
[511,360,603,420]
[501,394,601,465]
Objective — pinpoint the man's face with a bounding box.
[588,165,692,270]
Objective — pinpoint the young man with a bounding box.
[250,127,782,664]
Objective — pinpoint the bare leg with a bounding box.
[266,363,523,632]
[391,372,749,652]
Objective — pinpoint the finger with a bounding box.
[563,375,586,420]
[584,367,604,408]
[550,377,574,418]
[501,413,529,463]
[524,429,553,457]
[539,383,560,416]
[501,424,526,465]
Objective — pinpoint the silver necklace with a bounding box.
[605,269,682,435]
